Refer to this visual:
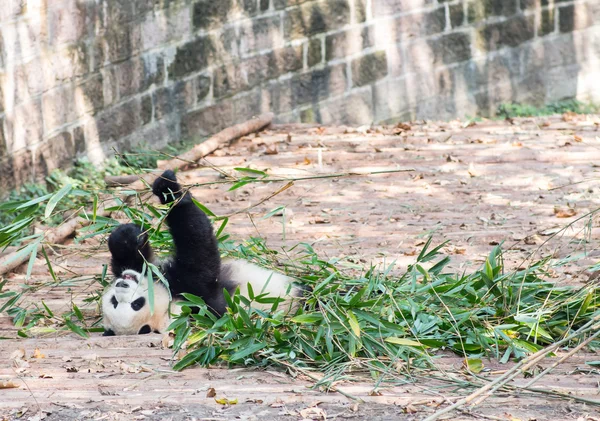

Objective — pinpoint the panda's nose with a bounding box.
[115,281,129,288]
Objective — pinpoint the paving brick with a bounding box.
[284,0,351,39]
[221,15,283,58]
[233,89,265,123]
[47,0,88,47]
[450,3,465,28]
[476,15,534,51]
[0,0,26,22]
[101,24,142,63]
[42,85,78,134]
[213,45,303,98]
[273,0,314,10]
[153,79,195,119]
[141,94,153,125]
[75,73,104,115]
[141,6,192,51]
[308,38,323,67]
[325,26,374,61]
[539,7,556,36]
[351,50,388,87]
[104,0,136,25]
[559,4,593,33]
[193,0,237,30]
[393,7,446,42]
[372,0,437,16]
[266,79,293,113]
[291,64,348,106]
[168,36,216,79]
[372,77,410,122]
[35,131,75,175]
[5,100,44,150]
[407,32,472,74]
[95,99,142,142]
[318,88,373,124]
[73,125,86,155]
[467,0,518,23]
[196,74,211,102]
[181,100,235,138]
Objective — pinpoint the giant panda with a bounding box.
[101,169,303,336]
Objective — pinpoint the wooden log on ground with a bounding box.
[104,113,274,190]
[0,202,115,276]
[104,174,142,187]
[156,113,274,170]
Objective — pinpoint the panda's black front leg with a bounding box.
[152,170,223,311]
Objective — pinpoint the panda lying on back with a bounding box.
[102,169,302,336]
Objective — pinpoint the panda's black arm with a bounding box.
[152,170,222,298]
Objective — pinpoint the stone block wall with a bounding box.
[0,0,599,190]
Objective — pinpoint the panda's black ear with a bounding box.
[138,325,151,334]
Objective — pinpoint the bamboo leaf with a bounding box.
[385,337,423,347]
[44,184,72,219]
[347,310,361,338]
[234,167,267,176]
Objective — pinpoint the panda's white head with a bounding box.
[101,269,172,336]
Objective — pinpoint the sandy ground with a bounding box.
[2,115,600,420]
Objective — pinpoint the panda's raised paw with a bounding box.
[153,170,184,204]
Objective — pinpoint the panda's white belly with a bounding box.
[222,259,301,313]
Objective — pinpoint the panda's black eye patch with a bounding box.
[138,325,151,334]
[131,297,146,311]
[111,295,118,309]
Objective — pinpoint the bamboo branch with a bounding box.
[422,316,600,421]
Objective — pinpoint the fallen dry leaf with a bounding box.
[206,387,216,398]
[215,397,238,405]
[574,135,583,142]
[0,380,19,389]
[299,406,327,420]
[264,144,278,155]
[402,403,419,414]
[554,207,577,218]
[10,349,25,360]
[33,348,45,359]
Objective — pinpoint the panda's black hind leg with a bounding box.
[151,170,224,314]
[153,170,190,204]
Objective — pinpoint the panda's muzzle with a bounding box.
[115,280,129,288]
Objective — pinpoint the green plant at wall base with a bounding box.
[497,100,600,119]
